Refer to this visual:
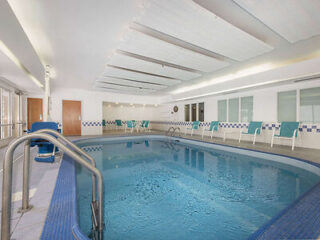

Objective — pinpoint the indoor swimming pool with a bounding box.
[73,136,320,240]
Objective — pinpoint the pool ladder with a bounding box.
[1,129,104,240]
[166,127,181,137]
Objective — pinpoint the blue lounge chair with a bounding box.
[202,121,219,139]
[271,122,299,150]
[115,119,122,130]
[185,121,200,136]
[125,120,135,133]
[28,121,60,162]
[239,121,263,144]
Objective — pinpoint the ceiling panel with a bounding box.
[234,0,320,43]
[108,54,201,80]
[137,0,273,61]
[118,29,229,72]
[102,66,181,86]
[97,76,167,90]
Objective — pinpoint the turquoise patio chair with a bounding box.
[125,120,135,133]
[143,120,150,132]
[239,121,263,144]
[202,121,219,139]
[115,119,122,130]
[271,122,299,150]
[185,121,200,136]
[137,120,146,132]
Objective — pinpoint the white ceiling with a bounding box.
[137,0,273,61]
[234,0,320,43]
[4,0,320,96]
[107,54,201,80]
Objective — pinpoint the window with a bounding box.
[198,102,204,122]
[240,96,253,122]
[218,100,227,122]
[184,104,190,121]
[300,87,320,123]
[228,98,239,122]
[191,103,197,121]
[278,90,296,122]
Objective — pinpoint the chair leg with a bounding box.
[271,135,274,148]
[292,137,295,151]
[210,131,213,139]
[253,133,257,145]
[239,132,242,143]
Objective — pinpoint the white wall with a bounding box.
[103,105,157,121]
[156,79,320,122]
[28,87,161,135]
[26,79,320,149]
[152,79,320,149]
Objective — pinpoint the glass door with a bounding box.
[1,88,11,139]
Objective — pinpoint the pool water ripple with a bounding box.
[75,139,320,240]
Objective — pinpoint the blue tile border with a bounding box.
[248,182,320,240]
[149,121,320,133]
[41,135,320,240]
[40,156,78,240]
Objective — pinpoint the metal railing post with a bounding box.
[1,133,104,240]
[18,140,33,213]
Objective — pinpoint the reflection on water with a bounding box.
[76,139,320,240]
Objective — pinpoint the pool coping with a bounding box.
[42,135,320,240]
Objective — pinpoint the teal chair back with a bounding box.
[209,121,219,131]
[102,119,106,127]
[247,121,263,134]
[140,120,146,127]
[192,121,200,130]
[127,120,134,128]
[144,120,149,128]
[115,120,122,126]
[279,122,299,137]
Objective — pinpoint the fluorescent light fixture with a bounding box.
[172,63,274,94]
[173,72,320,102]
[0,40,43,88]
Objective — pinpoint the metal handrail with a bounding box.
[1,133,104,240]
[172,127,181,137]
[34,129,97,204]
[166,127,175,136]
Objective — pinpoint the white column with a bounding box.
[43,65,50,121]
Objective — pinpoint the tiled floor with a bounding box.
[0,141,61,240]
[1,130,320,239]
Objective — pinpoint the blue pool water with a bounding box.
[75,138,320,240]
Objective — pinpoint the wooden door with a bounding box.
[27,98,43,129]
[62,100,81,136]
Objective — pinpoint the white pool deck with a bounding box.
[0,130,320,239]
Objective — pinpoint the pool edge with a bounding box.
[42,135,320,240]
